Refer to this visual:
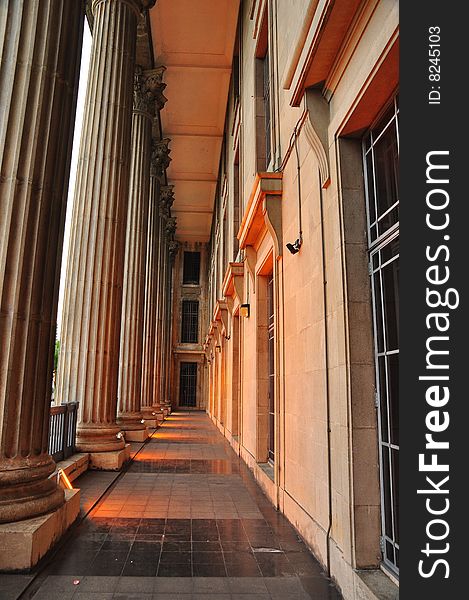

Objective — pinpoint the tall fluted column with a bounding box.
[56,0,154,455]
[160,217,177,407]
[0,1,84,523]
[165,241,179,407]
[141,148,161,420]
[141,70,168,421]
[117,67,154,440]
[151,168,172,410]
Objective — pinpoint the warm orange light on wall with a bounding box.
[240,303,250,318]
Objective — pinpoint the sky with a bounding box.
[56,23,92,338]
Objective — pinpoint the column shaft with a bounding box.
[141,169,160,416]
[117,69,152,433]
[56,0,144,452]
[0,0,84,522]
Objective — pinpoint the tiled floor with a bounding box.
[2,411,342,599]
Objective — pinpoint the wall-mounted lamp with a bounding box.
[286,234,302,255]
[215,345,221,353]
[240,303,250,318]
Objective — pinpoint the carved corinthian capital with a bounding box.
[151,138,171,179]
[160,184,175,209]
[165,216,177,237]
[169,240,180,263]
[145,66,167,112]
[133,65,154,116]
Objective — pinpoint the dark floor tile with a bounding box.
[106,531,137,541]
[87,551,129,576]
[221,541,252,553]
[192,551,225,565]
[192,541,222,552]
[191,522,219,541]
[121,559,158,577]
[134,533,164,542]
[248,535,281,549]
[101,540,133,552]
[300,576,342,599]
[287,552,325,577]
[47,555,94,576]
[157,563,192,577]
[163,541,192,552]
[131,541,162,554]
[279,537,309,552]
[139,518,167,527]
[192,563,227,577]
[137,524,166,534]
[217,521,247,540]
[165,520,191,532]
[225,562,262,577]
[255,554,295,577]
[159,551,191,565]
[223,552,257,566]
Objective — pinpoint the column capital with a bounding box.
[169,240,180,263]
[151,138,171,180]
[160,184,175,208]
[144,66,168,112]
[165,216,177,238]
[133,65,155,117]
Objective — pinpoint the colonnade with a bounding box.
[0,0,176,524]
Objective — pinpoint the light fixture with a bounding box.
[57,468,73,490]
[240,303,250,318]
[215,345,221,352]
[286,235,302,255]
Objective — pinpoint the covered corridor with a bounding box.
[1,412,340,599]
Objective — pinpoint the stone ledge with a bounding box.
[0,489,80,571]
[354,569,399,600]
[56,453,89,483]
[123,428,151,442]
[89,444,131,471]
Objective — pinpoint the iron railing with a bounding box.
[48,402,79,462]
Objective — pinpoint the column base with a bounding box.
[89,444,131,471]
[143,418,158,427]
[0,489,80,571]
[123,428,150,442]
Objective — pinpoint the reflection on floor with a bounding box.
[1,411,342,599]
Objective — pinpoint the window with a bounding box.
[267,275,275,463]
[364,95,399,575]
[255,7,271,172]
[183,251,200,285]
[179,362,197,407]
[263,49,272,169]
[181,300,199,343]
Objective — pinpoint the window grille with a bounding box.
[181,300,199,343]
[363,95,399,575]
[179,362,197,407]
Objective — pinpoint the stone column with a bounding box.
[141,71,168,426]
[117,67,154,442]
[0,1,84,524]
[56,0,154,468]
[165,240,179,409]
[152,178,172,414]
[140,147,161,425]
[160,217,177,412]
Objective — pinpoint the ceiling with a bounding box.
[149,0,240,243]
